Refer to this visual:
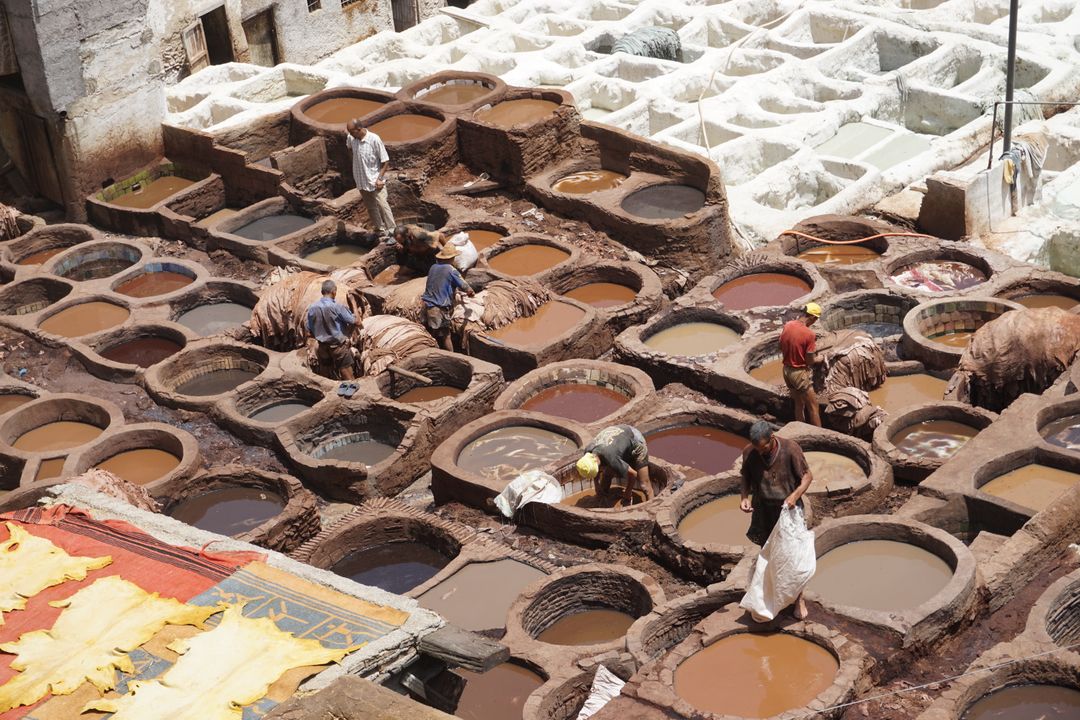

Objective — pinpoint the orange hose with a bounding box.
[778,230,935,245]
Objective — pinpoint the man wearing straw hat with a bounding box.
[421,243,474,351]
[780,302,824,427]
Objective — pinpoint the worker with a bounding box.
[421,244,474,352]
[306,279,356,380]
[346,119,395,236]
[780,302,823,427]
[392,224,447,275]
[739,420,813,619]
[576,424,652,505]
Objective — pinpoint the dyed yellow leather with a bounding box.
[0,576,219,712]
[0,523,111,624]
[87,603,352,719]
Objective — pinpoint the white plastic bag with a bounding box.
[448,232,478,273]
[739,505,816,622]
[493,470,562,518]
[575,665,626,720]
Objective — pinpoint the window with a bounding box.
[307,0,321,11]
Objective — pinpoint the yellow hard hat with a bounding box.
[805,302,822,318]
[576,452,599,480]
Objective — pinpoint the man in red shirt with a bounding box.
[780,303,823,427]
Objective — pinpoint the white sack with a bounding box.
[575,665,626,720]
[493,470,562,518]
[739,505,816,622]
[448,232,478,272]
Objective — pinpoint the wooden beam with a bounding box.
[418,625,510,673]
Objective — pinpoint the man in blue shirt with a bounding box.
[306,279,357,379]
[421,244,473,351]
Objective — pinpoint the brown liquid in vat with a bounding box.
[645,425,745,475]
[487,301,584,346]
[621,184,706,220]
[14,421,103,452]
[750,357,784,385]
[465,229,505,250]
[711,273,812,311]
[318,438,397,465]
[931,330,974,348]
[305,97,385,124]
[552,170,627,194]
[475,99,560,128]
[110,176,196,209]
[520,384,628,423]
[1014,294,1079,311]
[536,609,635,645]
[39,302,130,337]
[674,633,838,718]
[372,264,414,285]
[488,245,569,275]
[961,684,1080,719]
[18,248,64,265]
[99,337,183,367]
[562,283,636,308]
[561,486,647,508]
[796,245,880,265]
[176,303,252,336]
[169,487,285,536]
[232,215,315,241]
[195,208,238,228]
[418,83,491,106]
[115,271,193,298]
[868,374,948,414]
[35,457,66,481]
[1042,415,1080,452]
[807,540,953,611]
[677,495,751,546]
[457,426,577,485]
[396,385,464,403]
[302,244,367,267]
[418,559,547,631]
[981,463,1080,512]
[95,448,180,485]
[804,451,865,493]
[248,401,311,422]
[370,114,442,142]
[644,322,740,356]
[891,420,978,460]
[0,395,32,414]
[453,663,545,720]
[330,541,449,594]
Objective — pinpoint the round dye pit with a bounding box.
[301,244,367,267]
[304,97,385,124]
[457,426,577,484]
[0,394,33,415]
[562,282,636,308]
[808,540,953,611]
[315,435,398,465]
[474,98,560,128]
[369,114,442,142]
[712,273,812,310]
[108,176,195,209]
[674,633,838,718]
[13,421,102,452]
[980,464,1080,512]
[868,374,948,414]
[114,270,194,298]
[168,487,285,536]
[395,385,464,403]
[749,357,784,385]
[930,330,974,348]
[175,369,259,396]
[891,420,979,461]
[94,448,180,485]
[52,244,140,281]
[18,248,65,265]
[1042,415,1080,452]
[98,337,184,367]
[247,400,313,423]
[417,83,492,106]
[805,451,866,493]
[488,245,570,276]
[487,301,584,346]
[645,425,745,475]
[891,260,987,293]
[677,495,751,546]
[621,184,705,220]
[175,302,252,336]
[536,609,635,646]
[418,559,547,632]
[520,383,628,424]
[552,169,627,194]
[453,662,544,720]
[796,244,880,265]
[38,301,130,338]
[464,228,505,251]
[230,214,315,241]
[644,322,740,356]
[1013,294,1079,311]
[329,541,450,594]
[961,684,1080,719]
[561,485,648,509]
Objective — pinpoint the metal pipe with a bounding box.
[1001,0,1020,155]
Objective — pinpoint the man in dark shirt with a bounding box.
[779,302,824,427]
[576,424,652,504]
[306,279,357,380]
[421,244,474,351]
[739,420,813,618]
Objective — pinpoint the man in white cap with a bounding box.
[780,302,824,427]
[421,243,473,351]
[576,425,652,505]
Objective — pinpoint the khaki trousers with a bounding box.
[360,186,395,232]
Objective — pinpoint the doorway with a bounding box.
[391,0,418,31]
[201,5,235,65]
[243,9,278,67]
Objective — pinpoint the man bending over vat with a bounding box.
[577,424,652,504]
[306,279,356,380]
[780,302,824,427]
[739,420,813,619]
[421,243,474,352]
[346,119,395,235]
[392,224,448,276]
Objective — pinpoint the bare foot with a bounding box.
[794,597,809,620]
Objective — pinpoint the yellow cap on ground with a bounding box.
[576,452,599,480]
[805,302,822,317]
